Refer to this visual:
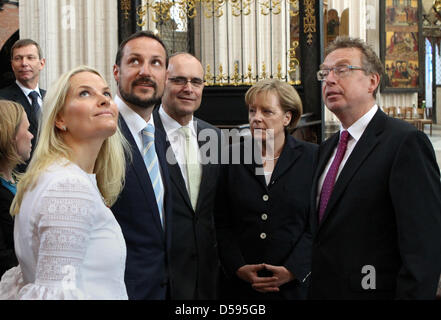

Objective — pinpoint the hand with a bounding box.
[236,264,278,286]
[251,264,295,293]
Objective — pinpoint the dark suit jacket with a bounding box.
[215,135,318,300]
[309,109,441,299]
[0,184,18,277]
[153,109,221,300]
[0,82,46,172]
[111,115,173,300]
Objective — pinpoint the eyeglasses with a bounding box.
[168,76,204,88]
[317,65,366,81]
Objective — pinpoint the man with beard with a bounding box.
[0,39,46,172]
[111,31,173,300]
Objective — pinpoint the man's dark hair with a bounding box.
[11,39,43,59]
[115,31,169,67]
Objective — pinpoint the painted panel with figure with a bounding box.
[381,0,421,92]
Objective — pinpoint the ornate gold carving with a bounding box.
[303,0,316,45]
[231,0,252,17]
[205,64,214,85]
[244,64,254,85]
[137,4,147,27]
[137,0,286,22]
[216,64,228,85]
[288,40,300,84]
[121,0,131,20]
[259,62,267,79]
[231,62,241,85]
[290,0,299,17]
[276,62,284,80]
[261,0,282,16]
[202,0,227,18]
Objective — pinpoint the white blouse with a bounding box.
[0,159,127,300]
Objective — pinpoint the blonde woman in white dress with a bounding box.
[0,65,128,299]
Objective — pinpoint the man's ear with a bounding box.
[113,64,120,83]
[39,58,46,70]
[368,73,380,95]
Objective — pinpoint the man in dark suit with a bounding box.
[309,36,441,299]
[0,39,46,172]
[111,31,172,300]
[153,53,221,299]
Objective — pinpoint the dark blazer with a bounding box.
[0,184,18,277]
[309,109,441,299]
[111,115,173,300]
[153,109,221,300]
[0,82,46,172]
[215,135,318,300]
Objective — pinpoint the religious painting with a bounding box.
[380,0,422,92]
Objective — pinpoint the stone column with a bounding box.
[19,0,118,93]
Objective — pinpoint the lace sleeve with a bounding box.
[18,175,96,300]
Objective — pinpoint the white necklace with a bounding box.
[262,155,280,161]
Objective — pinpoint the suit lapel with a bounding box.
[119,116,164,233]
[270,136,302,184]
[317,110,387,229]
[11,83,39,129]
[194,120,216,212]
[153,110,194,211]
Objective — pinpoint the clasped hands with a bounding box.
[236,263,294,293]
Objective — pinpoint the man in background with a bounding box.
[153,52,221,299]
[0,39,46,172]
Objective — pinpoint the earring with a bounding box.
[61,125,67,131]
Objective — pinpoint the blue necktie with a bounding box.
[28,91,41,120]
[142,124,164,227]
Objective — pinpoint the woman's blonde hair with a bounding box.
[0,100,25,170]
[245,79,303,130]
[11,65,128,215]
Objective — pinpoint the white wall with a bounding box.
[19,0,118,94]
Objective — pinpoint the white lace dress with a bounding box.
[0,159,128,300]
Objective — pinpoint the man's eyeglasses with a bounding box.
[168,77,204,88]
[317,65,366,81]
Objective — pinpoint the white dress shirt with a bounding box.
[16,80,43,107]
[115,95,165,225]
[158,105,201,193]
[317,105,378,207]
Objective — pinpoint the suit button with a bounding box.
[260,233,267,240]
[262,195,269,201]
[261,213,268,221]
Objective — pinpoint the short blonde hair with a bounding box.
[245,79,303,130]
[11,65,128,215]
[0,100,25,170]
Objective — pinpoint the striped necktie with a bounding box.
[142,124,164,227]
[180,126,201,210]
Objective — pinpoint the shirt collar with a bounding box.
[159,105,196,138]
[340,104,378,142]
[115,94,153,134]
[16,80,41,98]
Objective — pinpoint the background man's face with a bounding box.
[162,54,204,119]
[114,37,167,108]
[11,45,45,87]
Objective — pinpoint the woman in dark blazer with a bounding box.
[215,79,318,300]
[0,100,33,277]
